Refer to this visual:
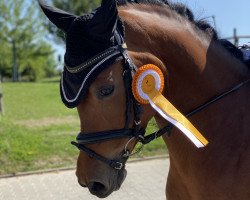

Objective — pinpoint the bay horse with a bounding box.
[39,0,250,199]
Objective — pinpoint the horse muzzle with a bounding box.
[78,167,127,198]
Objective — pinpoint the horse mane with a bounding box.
[118,0,217,38]
[118,0,249,68]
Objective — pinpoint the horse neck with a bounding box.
[121,6,249,113]
[120,6,250,155]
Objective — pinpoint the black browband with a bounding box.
[71,30,250,170]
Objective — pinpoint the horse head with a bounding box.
[39,0,163,197]
[40,0,250,199]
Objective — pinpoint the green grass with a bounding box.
[3,82,76,120]
[0,81,167,175]
[0,120,78,174]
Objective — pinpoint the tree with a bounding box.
[0,0,56,81]
[0,42,12,80]
[19,41,56,81]
[44,0,101,43]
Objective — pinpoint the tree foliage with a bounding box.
[0,42,12,79]
[0,0,57,81]
[45,0,101,43]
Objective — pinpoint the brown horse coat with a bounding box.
[39,1,250,199]
[118,4,250,200]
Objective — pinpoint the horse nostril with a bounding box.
[88,181,107,197]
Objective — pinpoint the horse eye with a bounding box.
[98,85,115,98]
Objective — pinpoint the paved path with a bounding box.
[0,158,169,200]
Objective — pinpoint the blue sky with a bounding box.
[177,0,250,44]
[54,0,250,61]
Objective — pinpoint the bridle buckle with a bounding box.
[114,162,123,170]
[134,120,141,126]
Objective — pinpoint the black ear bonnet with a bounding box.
[39,0,126,108]
[60,19,125,108]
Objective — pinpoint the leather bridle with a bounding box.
[70,30,250,170]
[71,30,149,170]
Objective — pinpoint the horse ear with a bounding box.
[38,0,76,33]
[88,0,118,42]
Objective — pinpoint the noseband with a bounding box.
[71,30,250,170]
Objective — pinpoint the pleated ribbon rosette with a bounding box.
[132,64,208,148]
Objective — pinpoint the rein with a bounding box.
[71,30,250,170]
[186,79,250,118]
[140,78,250,145]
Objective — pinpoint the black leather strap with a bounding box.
[76,129,135,144]
[71,141,125,170]
[140,124,173,145]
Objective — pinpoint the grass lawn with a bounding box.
[0,80,167,175]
